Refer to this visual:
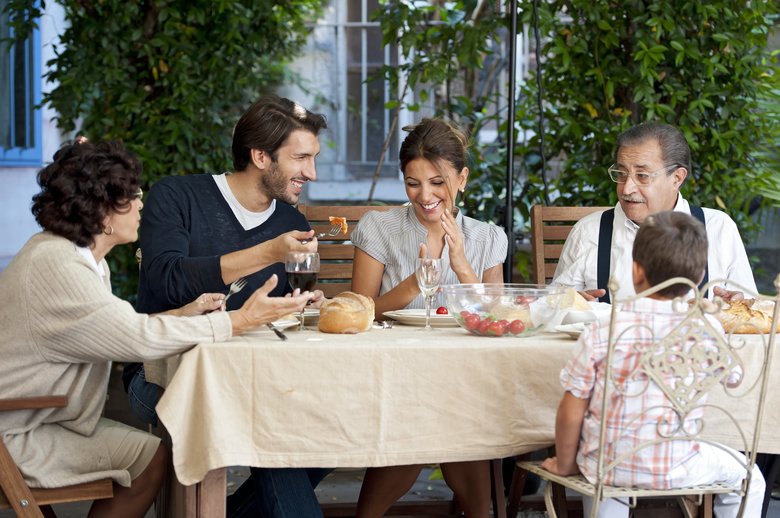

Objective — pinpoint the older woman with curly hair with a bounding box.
[0,139,312,518]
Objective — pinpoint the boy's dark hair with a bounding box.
[231,94,327,171]
[633,211,707,298]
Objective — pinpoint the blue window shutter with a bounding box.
[0,11,42,167]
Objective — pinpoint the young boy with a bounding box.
[541,211,765,518]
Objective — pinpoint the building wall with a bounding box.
[0,2,69,270]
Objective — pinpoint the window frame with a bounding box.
[0,13,43,167]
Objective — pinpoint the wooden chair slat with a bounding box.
[318,283,353,298]
[298,204,400,295]
[0,396,67,412]
[530,204,611,285]
[318,244,356,260]
[319,263,354,279]
[540,226,576,241]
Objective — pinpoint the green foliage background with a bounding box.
[374,0,779,274]
[5,0,326,300]
[515,1,780,238]
[5,0,779,290]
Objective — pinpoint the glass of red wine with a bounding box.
[285,252,320,330]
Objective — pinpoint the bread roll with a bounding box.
[318,291,375,334]
[717,299,777,334]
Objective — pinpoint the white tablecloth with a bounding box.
[155,326,780,486]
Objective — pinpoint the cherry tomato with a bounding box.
[476,319,491,335]
[464,314,481,331]
[436,306,449,315]
[509,319,526,336]
[487,321,506,337]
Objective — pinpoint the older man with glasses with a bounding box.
[552,121,755,303]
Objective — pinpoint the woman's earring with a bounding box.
[103,225,114,236]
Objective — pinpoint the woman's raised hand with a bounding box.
[440,209,473,280]
[230,274,312,335]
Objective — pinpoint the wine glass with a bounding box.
[415,258,443,331]
[285,252,320,331]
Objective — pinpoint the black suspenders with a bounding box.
[596,206,708,304]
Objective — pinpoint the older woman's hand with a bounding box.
[230,274,312,335]
[162,293,225,317]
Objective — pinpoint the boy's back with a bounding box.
[541,211,765,518]
[562,296,721,489]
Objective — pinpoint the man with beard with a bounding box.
[123,95,330,518]
[552,121,755,303]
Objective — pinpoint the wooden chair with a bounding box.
[297,204,397,298]
[530,204,611,284]
[517,275,779,518]
[0,396,113,517]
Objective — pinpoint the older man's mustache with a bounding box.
[621,195,646,203]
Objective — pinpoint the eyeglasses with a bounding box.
[133,189,144,199]
[607,164,681,185]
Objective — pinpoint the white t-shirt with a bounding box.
[212,173,275,230]
[552,195,757,300]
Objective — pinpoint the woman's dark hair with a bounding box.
[32,140,142,247]
[633,211,708,298]
[399,118,469,175]
[231,94,327,171]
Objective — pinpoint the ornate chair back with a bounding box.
[518,274,780,518]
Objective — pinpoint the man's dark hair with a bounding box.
[633,211,708,298]
[616,122,691,177]
[231,95,327,171]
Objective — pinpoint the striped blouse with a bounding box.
[351,205,508,309]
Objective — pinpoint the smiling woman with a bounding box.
[348,118,509,518]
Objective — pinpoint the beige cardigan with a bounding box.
[0,232,232,488]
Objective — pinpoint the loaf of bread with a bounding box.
[717,299,778,334]
[318,291,375,334]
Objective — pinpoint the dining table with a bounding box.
[151,318,780,518]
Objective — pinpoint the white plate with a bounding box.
[561,301,612,325]
[555,322,587,339]
[243,318,300,336]
[382,309,458,327]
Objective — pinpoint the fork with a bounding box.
[302,223,342,244]
[223,277,248,307]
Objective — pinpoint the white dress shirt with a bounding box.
[552,195,757,299]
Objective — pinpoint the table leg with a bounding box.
[490,459,507,518]
[162,468,226,518]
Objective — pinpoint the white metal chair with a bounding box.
[517,274,779,518]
